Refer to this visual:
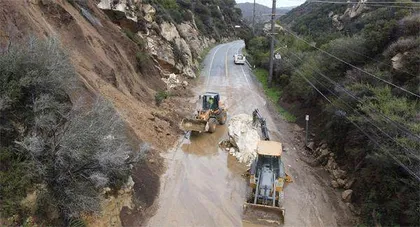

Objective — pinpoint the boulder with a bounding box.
[97,0,138,22]
[226,114,260,165]
[332,15,344,31]
[332,169,347,179]
[344,178,355,189]
[162,73,180,89]
[325,157,338,170]
[160,21,180,42]
[331,180,339,188]
[182,66,196,78]
[337,178,346,188]
[391,52,408,70]
[182,81,188,87]
[342,189,353,202]
[306,141,315,151]
[316,149,331,164]
[142,4,156,22]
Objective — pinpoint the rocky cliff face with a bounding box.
[0,0,236,225]
[97,0,216,82]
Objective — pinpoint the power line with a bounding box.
[288,63,420,181]
[340,46,418,78]
[307,0,420,5]
[365,4,420,8]
[287,51,420,141]
[282,28,420,99]
[282,56,420,160]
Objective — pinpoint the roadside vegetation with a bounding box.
[0,38,144,225]
[254,68,296,122]
[245,5,420,226]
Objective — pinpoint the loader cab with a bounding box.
[200,92,220,110]
[250,141,285,179]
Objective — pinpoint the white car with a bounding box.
[234,54,246,65]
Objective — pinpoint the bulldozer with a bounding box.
[243,109,292,225]
[180,92,227,133]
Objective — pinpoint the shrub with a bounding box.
[21,98,143,221]
[0,37,143,224]
[123,29,146,50]
[136,51,153,70]
[155,90,169,106]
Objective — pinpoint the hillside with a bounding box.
[245,0,420,226]
[0,0,247,226]
[236,2,294,24]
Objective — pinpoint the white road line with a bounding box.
[240,64,252,89]
[206,44,225,88]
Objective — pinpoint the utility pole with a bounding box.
[252,0,256,35]
[268,0,276,87]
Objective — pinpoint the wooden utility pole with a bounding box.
[252,0,256,35]
[268,0,276,87]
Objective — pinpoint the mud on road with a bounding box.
[146,41,357,227]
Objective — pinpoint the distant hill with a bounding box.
[236,2,295,24]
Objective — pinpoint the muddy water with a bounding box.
[147,40,356,227]
[147,41,250,227]
[147,126,248,226]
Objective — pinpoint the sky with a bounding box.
[235,0,306,8]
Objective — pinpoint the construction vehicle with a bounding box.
[180,92,227,133]
[234,54,246,65]
[243,109,292,225]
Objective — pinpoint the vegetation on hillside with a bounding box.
[143,0,245,40]
[0,38,144,225]
[245,4,420,226]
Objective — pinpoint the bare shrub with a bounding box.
[19,98,143,221]
[1,37,144,224]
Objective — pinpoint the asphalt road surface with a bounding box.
[147,40,355,227]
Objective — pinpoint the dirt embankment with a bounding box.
[0,0,194,225]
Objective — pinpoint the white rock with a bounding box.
[331,180,339,188]
[337,178,346,187]
[160,21,180,42]
[182,81,189,87]
[342,189,353,202]
[162,73,181,89]
[142,4,156,22]
[227,114,260,166]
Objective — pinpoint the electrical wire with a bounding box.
[285,62,420,181]
[307,0,420,5]
[282,56,420,160]
[282,28,420,99]
[306,0,420,8]
[337,46,418,78]
[287,51,420,141]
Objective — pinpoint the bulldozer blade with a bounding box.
[180,118,208,132]
[243,203,285,226]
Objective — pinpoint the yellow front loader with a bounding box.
[180,92,227,133]
[243,110,293,225]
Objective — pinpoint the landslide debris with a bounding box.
[220,114,260,166]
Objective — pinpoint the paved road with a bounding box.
[147,41,355,227]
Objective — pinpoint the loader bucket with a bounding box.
[180,118,208,132]
[243,203,285,226]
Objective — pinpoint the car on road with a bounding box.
[234,54,246,65]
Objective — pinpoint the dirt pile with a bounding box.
[220,114,260,165]
[0,0,196,225]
